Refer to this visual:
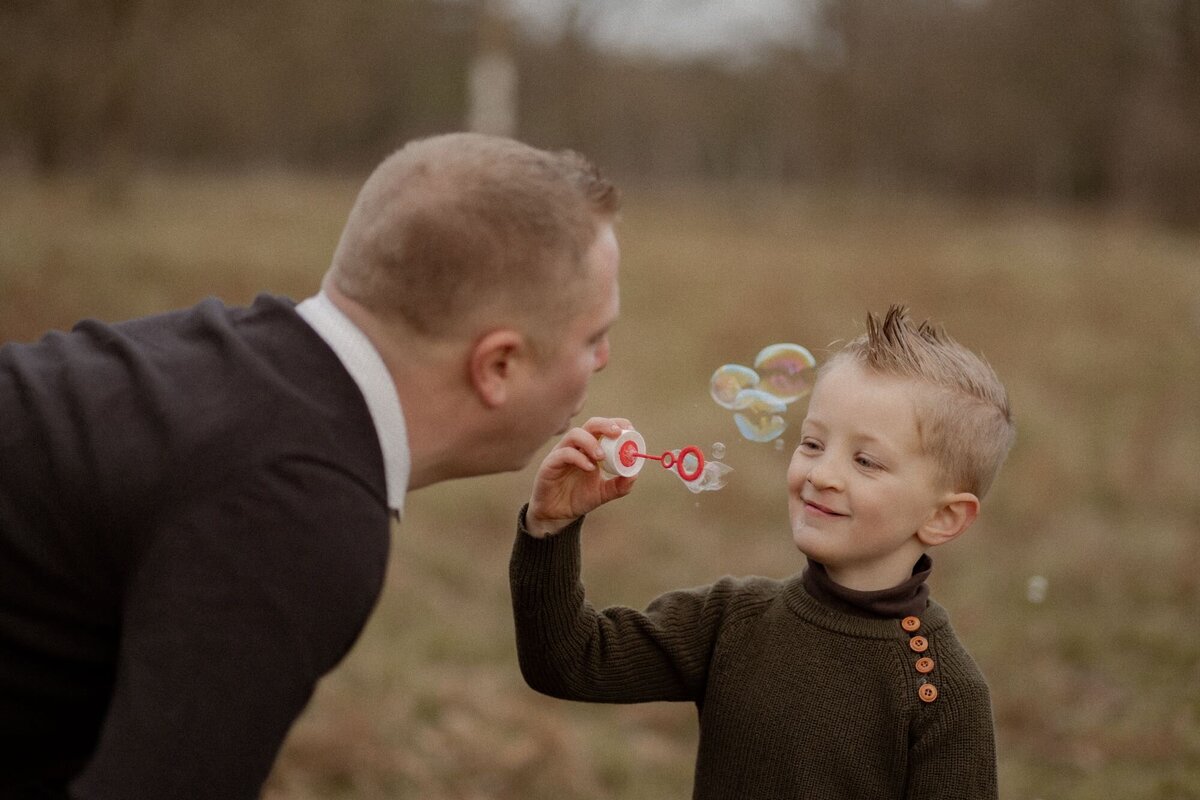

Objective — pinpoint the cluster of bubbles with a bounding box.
[709,343,817,443]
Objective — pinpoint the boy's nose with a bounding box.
[806,458,843,491]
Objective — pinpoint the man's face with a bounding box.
[505,222,620,467]
[786,361,949,591]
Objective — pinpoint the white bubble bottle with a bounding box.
[598,429,647,478]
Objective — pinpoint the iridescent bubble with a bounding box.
[774,439,784,451]
[682,460,733,493]
[729,389,787,443]
[711,441,726,459]
[754,343,817,404]
[709,364,759,410]
[735,413,787,443]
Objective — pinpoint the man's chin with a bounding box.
[555,414,580,436]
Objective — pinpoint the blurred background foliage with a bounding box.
[2,1,1199,798]
[2,0,1199,222]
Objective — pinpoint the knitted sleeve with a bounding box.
[904,636,999,799]
[509,507,737,704]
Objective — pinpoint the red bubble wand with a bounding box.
[616,439,706,482]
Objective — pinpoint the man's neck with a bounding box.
[322,281,478,491]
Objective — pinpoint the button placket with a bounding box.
[900,615,938,703]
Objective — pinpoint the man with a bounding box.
[0,133,621,798]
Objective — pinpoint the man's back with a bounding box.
[0,295,391,797]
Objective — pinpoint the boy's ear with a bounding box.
[468,329,528,408]
[917,492,980,547]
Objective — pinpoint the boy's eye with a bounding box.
[855,455,882,470]
[798,439,822,453]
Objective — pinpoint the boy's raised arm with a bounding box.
[510,513,724,704]
[510,416,725,704]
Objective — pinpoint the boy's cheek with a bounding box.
[784,460,806,493]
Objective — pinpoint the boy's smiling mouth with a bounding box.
[804,499,848,517]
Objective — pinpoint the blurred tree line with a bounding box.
[2,0,1198,222]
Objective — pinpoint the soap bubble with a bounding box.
[731,389,788,442]
[754,343,816,403]
[774,438,785,451]
[682,460,733,493]
[730,388,786,414]
[710,364,760,410]
[711,441,726,459]
[735,413,787,443]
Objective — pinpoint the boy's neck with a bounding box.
[802,555,932,619]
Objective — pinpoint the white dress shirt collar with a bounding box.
[295,291,410,516]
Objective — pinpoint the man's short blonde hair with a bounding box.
[824,305,1016,498]
[329,133,619,338]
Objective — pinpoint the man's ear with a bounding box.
[468,329,528,408]
[917,492,980,547]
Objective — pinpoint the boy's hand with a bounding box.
[525,417,638,538]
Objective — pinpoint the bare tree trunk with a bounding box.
[467,0,518,138]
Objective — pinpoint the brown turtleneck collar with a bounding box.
[801,554,932,619]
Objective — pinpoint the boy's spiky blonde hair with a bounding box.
[824,305,1015,498]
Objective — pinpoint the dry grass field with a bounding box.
[2,173,1198,799]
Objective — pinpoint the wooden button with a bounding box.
[901,615,921,633]
[915,657,935,674]
[918,683,939,703]
[909,635,929,653]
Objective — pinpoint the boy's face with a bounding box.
[787,361,952,591]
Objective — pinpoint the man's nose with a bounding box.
[594,339,610,372]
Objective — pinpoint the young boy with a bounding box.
[509,306,1015,799]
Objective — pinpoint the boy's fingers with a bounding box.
[544,443,597,472]
[609,475,637,500]
[555,427,607,461]
[581,417,634,439]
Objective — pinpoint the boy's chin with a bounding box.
[791,527,829,563]
[791,539,820,562]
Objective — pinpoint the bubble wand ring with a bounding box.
[618,440,706,482]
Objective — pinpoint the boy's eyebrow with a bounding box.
[798,416,825,432]
[803,417,902,452]
[855,432,900,452]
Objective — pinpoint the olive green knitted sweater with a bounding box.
[510,513,998,799]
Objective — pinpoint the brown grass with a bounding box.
[2,173,1198,798]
